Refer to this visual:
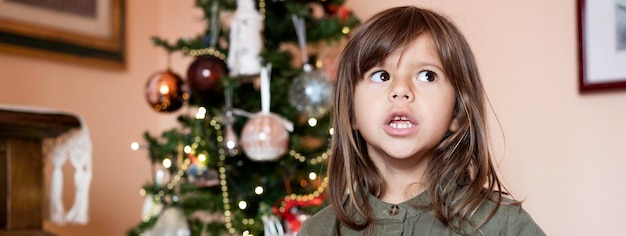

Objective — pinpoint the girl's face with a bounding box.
[353,34,458,163]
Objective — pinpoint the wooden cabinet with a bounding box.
[0,109,81,236]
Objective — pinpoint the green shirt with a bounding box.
[298,191,545,235]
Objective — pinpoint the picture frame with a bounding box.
[578,0,626,92]
[0,0,125,69]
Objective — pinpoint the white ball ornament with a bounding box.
[240,64,293,161]
[240,113,289,161]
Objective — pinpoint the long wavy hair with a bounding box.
[327,6,516,234]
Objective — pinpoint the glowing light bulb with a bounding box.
[238,200,247,210]
[342,26,351,34]
[184,145,192,154]
[196,107,207,119]
[130,142,140,150]
[198,153,207,162]
[308,118,318,127]
[309,172,317,180]
[163,159,172,168]
[255,186,264,195]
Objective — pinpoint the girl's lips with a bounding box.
[384,112,417,136]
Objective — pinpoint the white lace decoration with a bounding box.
[44,122,93,225]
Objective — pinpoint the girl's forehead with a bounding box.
[372,34,439,65]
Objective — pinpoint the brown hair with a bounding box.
[328,6,515,234]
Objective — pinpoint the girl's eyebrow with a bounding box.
[415,61,444,72]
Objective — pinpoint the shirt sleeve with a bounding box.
[507,207,546,236]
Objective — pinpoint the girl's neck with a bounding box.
[379,180,425,204]
[373,155,430,204]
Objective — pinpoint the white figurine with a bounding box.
[228,0,263,77]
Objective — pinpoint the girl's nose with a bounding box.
[389,79,414,102]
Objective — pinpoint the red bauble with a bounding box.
[145,69,189,112]
[186,55,227,93]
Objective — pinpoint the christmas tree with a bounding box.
[128,0,359,235]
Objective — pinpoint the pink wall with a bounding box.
[0,0,624,235]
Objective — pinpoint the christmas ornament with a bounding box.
[240,65,293,161]
[186,54,227,93]
[186,1,227,96]
[145,70,189,112]
[227,0,263,77]
[144,207,190,236]
[288,64,334,119]
[223,121,239,156]
[240,113,290,161]
[187,163,220,188]
[222,87,240,156]
[185,153,220,188]
[288,15,334,119]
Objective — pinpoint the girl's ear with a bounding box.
[449,117,459,132]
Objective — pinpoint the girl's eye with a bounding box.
[417,70,437,82]
[370,70,390,82]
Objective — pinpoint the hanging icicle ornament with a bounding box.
[288,15,334,119]
[186,1,228,97]
[221,87,240,156]
[227,0,263,77]
[240,64,293,161]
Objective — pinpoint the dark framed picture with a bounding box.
[0,0,125,69]
[578,0,626,92]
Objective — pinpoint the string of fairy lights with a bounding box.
[132,107,331,235]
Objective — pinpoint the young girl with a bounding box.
[298,6,545,236]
